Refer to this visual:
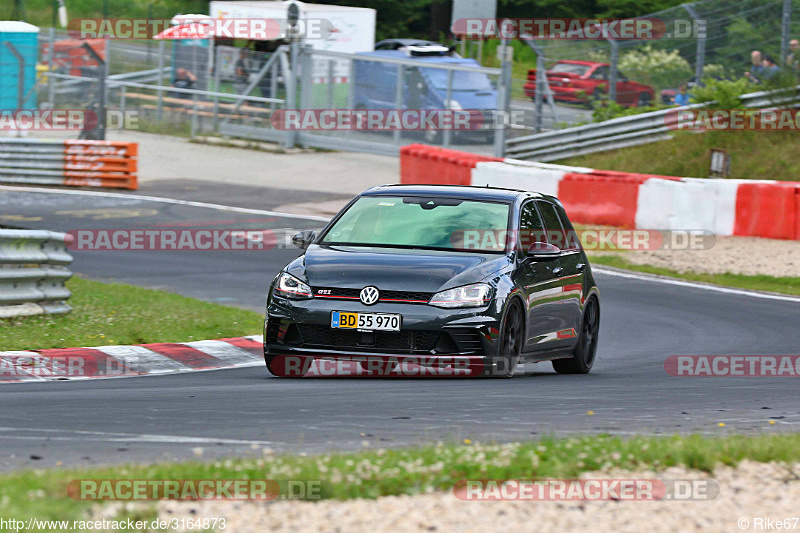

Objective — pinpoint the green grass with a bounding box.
[590,254,800,297]
[558,130,800,181]
[0,276,263,351]
[2,432,798,531]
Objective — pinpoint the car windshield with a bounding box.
[420,68,494,92]
[549,63,590,76]
[320,196,510,253]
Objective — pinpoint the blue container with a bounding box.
[0,21,40,110]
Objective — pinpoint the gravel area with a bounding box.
[153,460,800,533]
[592,235,800,278]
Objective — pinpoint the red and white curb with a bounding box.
[0,336,264,383]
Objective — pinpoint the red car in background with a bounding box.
[524,60,655,108]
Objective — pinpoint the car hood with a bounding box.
[286,245,509,293]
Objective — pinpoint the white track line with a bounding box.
[594,266,800,303]
[0,185,330,222]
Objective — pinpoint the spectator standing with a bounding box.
[673,82,691,106]
[761,55,781,81]
[786,39,799,76]
[170,68,196,98]
[234,49,250,95]
[744,50,763,83]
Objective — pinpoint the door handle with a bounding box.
[576,263,586,272]
[553,267,564,277]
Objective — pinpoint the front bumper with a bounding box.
[264,296,504,362]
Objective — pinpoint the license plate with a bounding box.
[331,311,401,332]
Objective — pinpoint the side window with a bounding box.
[536,201,567,250]
[518,201,545,256]
[590,66,608,80]
[553,204,580,251]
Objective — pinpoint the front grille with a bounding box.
[313,287,433,304]
[298,324,440,354]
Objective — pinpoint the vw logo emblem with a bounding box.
[360,286,380,306]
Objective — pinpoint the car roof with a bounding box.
[360,184,547,203]
[375,39,441,49]
[554,59,606,67]
[357,50,477,65]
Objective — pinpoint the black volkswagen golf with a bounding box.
[264,185,600,378]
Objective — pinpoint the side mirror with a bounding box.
[525,242,561,262]
[292,230,316,250]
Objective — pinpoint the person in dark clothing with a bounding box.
[171,68,197,98]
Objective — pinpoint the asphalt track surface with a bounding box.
[0,183,798,471]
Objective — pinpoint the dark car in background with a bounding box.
[524,59,655,108]
[264,185,600,378]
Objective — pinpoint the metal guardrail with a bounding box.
[505,85,800,161]
[0,230,73,318]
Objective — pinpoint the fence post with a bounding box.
[781,0,792,67]
[327,60,335,109]
[213,45,221,130]
[284,42,299,148]
[4,43,25,110]
[443,69,454,147]
[493,41,512,158]
[157,39,165,121]
[393,63,404,146]
[608,39,618,103]
[47,27,55,109]
[535,51,545,133]
[82,42,106,140]
[684,4,706,85]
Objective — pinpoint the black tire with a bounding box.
[637,93,651,108]
[265,354,310,378]
[493,301,524,378]
[553,297,599,375]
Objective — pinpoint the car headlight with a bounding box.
[275,272,313,299]
[429,283,492,308]
[445,99,462,110]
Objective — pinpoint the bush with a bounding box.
[619,45,693,94]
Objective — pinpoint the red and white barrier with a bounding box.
[0,336,264,382]
[400,144,800,240]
